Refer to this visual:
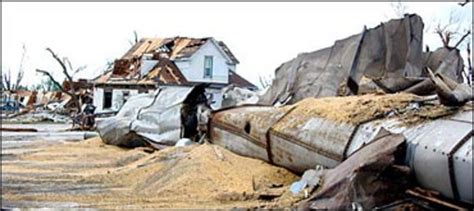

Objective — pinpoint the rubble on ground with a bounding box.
[1,79,94,130]
[2,13,472,209]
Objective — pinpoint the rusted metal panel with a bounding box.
[209,102,473,204]
[210,105,357,173]
[210,127,269,162]
[269,134,340,172]
[303,134,407,209]
[211,105,294,152]
[273,117,356,163]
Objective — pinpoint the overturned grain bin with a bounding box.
[209,94,473,204]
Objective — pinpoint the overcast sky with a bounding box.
[2,2,472,88]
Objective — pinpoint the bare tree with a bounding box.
[390,1,408,18]
[129,30,139,46]
[36,48,86,112]
[459,0,470,6]
[2,68,12,90]
[14,44,27,90]
[1,45,27,91]
[434,9,471,49]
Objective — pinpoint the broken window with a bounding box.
[203,56,213,78]
[123,91,130,104]
[103,89,112,109]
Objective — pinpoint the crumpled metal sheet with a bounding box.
[97,85,207,148]
[259,14,425,105]
[301,133,409,209]
[344,109,473,204]
[259,14,465,106]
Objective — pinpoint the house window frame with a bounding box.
[122,90,130,105]
[103,89,113,109]
[203,56,213,78]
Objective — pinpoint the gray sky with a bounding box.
[2,2,472,88]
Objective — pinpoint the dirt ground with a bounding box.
[1,127,301,209]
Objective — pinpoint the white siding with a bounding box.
[228,64,236,72]
[94,87,140,112]
[112,88,139,111]
[177,40,231,84]
[206,87,223,110]
[93,87,104,112]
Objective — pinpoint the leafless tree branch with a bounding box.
[46,48,74,83]
[14,44,27,90]
[39,48,86,111]
[36,69,70,95]
[36,69,81,110]
[3,69,12,90]
[454,30,471,48]
[459,0,470,6]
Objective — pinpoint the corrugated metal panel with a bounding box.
[411,119,472,200]
[97,85,206,147]
[270,134,341,172]
[449,110,473,123]
[209,103,473,204]
[210,127,269,162]
[273,117,356,163]
[453,135,473,203]
[346,119,406,157]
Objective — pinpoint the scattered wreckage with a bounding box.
[258,14,468,106]
[97,84,209,148]
[95,14,472,209]
[209,94,473,207]
[1,80,97,130]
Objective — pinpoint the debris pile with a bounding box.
[1,79,94,128]
[3,13,472,209]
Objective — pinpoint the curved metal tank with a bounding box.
[210,105,473,204]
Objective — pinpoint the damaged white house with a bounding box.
[93,37,257,112]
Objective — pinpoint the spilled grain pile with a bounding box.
[2,136,300,209]
[272,93,419,131]
[291,93,419,124]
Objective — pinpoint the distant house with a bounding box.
[93,37,257,112]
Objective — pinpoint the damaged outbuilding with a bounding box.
[92,13,472,209]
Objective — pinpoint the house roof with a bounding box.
[93,36,257,89]
[139,59,188,85]
[229,71,257,89]
[95,58,187,86]
[122,37,239,64]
